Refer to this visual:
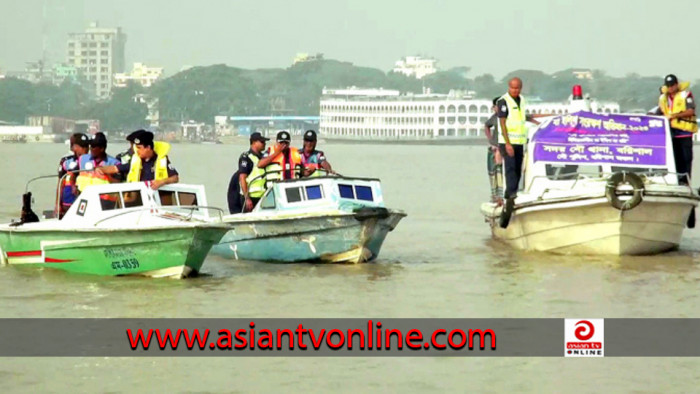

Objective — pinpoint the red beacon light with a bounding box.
[572,85,583,100]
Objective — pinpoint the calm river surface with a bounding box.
[1,142,699,392]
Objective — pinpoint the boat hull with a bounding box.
[211,211,405,263]
[0,226,227,278]
[484,196,697,255]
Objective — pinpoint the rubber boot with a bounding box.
[499,197,515,229]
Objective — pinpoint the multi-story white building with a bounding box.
[319,87,620,141]
[114,63,164,88]
[392,56,438,79]
[67,22,126,99]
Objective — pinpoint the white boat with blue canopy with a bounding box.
[481,110,700,255]
[211,174,406,263]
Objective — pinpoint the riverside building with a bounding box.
[319,87,621,142]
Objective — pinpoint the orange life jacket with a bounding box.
[265,146,302,181]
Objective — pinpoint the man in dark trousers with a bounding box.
[496,77,539,227]
[655,74,697,227]
[497,77,539,201]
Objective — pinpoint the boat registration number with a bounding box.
[111,258,140,270]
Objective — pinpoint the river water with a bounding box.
[1,142,699,392]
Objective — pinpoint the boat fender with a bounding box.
[353,207,389,221]
[606,172,644,210]
[499,197,515,228]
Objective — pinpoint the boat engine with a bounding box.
[9,192,40,227]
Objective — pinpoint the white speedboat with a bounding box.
[481,110,699,255]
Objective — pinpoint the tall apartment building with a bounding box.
[67,22,126,99]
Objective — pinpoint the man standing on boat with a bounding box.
[655,74,697,186]
[300,130,334,177]
[96,130,179,189]
[484,97,503,204]
[258,130,303,182]
[58,133,90,218]
[227,132,269,213]
[497,77,539,203]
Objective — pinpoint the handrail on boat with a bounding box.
[92,205,224,227]
[22,170,84,217]
[245,168,344,185]
[526,170,693,194]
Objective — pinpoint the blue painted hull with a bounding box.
[211,212,405,263]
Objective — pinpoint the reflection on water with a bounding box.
[1,143,700,390]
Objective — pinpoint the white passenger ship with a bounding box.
[319,87,620,143]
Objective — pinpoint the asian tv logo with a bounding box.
[565,319,604,357]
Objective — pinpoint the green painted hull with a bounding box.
[0,226,228,278]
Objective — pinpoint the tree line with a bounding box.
[0,59,678,131]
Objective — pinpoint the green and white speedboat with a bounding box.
[0,182,228,278]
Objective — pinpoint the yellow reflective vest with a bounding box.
[659,82,698,133]
[497,94,528,145]
[126,141,171,183]
[242,152,267,198]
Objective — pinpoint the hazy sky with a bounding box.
[1,0,697,81]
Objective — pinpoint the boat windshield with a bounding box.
[545,164,602,180]
[98,190,143,211]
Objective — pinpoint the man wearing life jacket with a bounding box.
[497,77,539,201]
[300,130,334,177]
[96,130,179,190]
[77,132,120,191]
[227,132,269,213]
[655,74,697,186]
[257,130,302,182]
[57,133,90,218]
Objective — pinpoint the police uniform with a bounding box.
[496,94,530,199]
[300,130,330,177]
[116,155,178,182]
[655,75,697,185]
[301,149,326,166]
[263,130,302,182]
[227,149,264,213]
[80,132,120,173]
[58,133,90,216]
[115,148,133,165]
[58,153,80,207]
[115,131,178,182]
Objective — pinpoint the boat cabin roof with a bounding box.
[253,176,386,213]
[60,182,211,226]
